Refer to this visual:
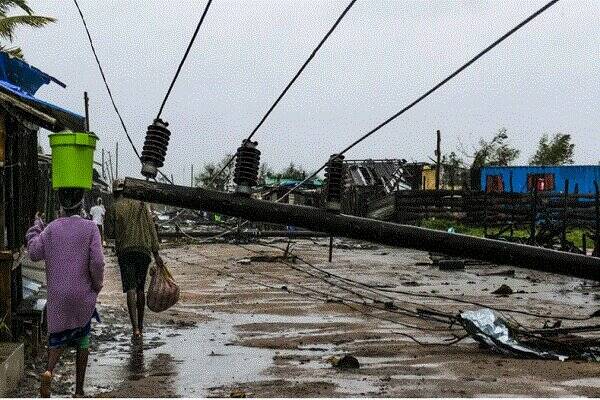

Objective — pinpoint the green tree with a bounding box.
[529,133,575,166]
[257,162,274,185]
[470,128,520,169]
[0,0,55,58]
[195,154,234,191]
[441,151,467,189]
[274,163,307,180]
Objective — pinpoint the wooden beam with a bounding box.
[0,111,5,249]
[0,91,56,126]
[123,177,600,282]
[0,251,12,335]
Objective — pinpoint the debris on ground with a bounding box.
[401,281,420,287]
[249,254,297,263]
[236,258,252,265]
[478,269,516,277]
[328,354,360,369]
[460,308,600,362]
[230,388,247,398]
[492,284,514,296]
[438,259,465,271]
[460,309,568,360]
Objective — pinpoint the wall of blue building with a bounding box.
[480,166,600,194]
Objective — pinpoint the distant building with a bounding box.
[258,177,323,206]
[479,165,600,194]
[344,159,411,191]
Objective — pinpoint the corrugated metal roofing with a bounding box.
[0,52,84,131]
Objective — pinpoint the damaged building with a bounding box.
[0,53,86,376]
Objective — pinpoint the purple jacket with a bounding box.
[26,216,104,334]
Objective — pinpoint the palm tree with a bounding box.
[0,0,55,58]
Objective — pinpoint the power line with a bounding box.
[208,0,358,186]
[72,0,141,161]
[278,0,560,201]
[252,239,596,323]
[156,0,213,119]
[73,0,175,184]
[164,251,464,343]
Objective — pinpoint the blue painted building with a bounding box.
[480,165,600,194]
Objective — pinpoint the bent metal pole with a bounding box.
[122,177,600,281]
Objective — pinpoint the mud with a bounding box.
[11,240,600,397]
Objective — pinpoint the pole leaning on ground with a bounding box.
[122,177,600,282]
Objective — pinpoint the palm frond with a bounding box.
[0,14,55,41]
[0,0,33,16]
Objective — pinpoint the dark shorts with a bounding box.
[118,251,151,292]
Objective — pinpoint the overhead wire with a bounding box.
[156,0,213,119]
[195,0,561,242]
[208,0,358,186]
[277,0,561,201]
[73,0,191,185]
[72,0,141,161]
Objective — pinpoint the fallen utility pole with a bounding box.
[123,177,600,281]
[159,230,329,239]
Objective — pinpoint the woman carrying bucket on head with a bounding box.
[26,131,104,397]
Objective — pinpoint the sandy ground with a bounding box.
[11,238,600,397]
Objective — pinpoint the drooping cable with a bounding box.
[72,0,174,184]
[208,0,358,186]
[163,251,465,344]
[277,0,560,201]
[156,0,213,119]
[252,239,596,323]
[72,0,141,160]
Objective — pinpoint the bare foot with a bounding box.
[132,330,142,342]
[40,370,52,398]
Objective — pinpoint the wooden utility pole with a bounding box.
[107,151,114,184]
[435,129,441,191]
[594,181,599,257]
[101,148,106,180]
[84,92,90,132]
[122,177,600,281]
[191,164,194,187]
[0,111,6,249]
[0,251,12,334]
[115,142,119,180]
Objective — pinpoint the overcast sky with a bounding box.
[17,0,600,183]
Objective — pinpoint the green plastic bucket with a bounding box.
[49,131,98,189]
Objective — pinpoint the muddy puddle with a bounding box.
[89,315,276,396]
[87,310,413,397]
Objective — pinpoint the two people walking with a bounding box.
[26,180,163,397]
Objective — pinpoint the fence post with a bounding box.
[594,180,599,257]
[483,191,488,237]
[530,185,538,244]
[0,250,11,337]
[509,172,514,239]
[561,179,569,250]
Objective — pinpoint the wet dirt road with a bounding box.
[13,239,600,397]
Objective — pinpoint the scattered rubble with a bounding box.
[328,354,360,369]
[492,284,514,296]
[438,259,465,271]
[478,269,516,277]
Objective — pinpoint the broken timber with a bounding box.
[123,177,600,281]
